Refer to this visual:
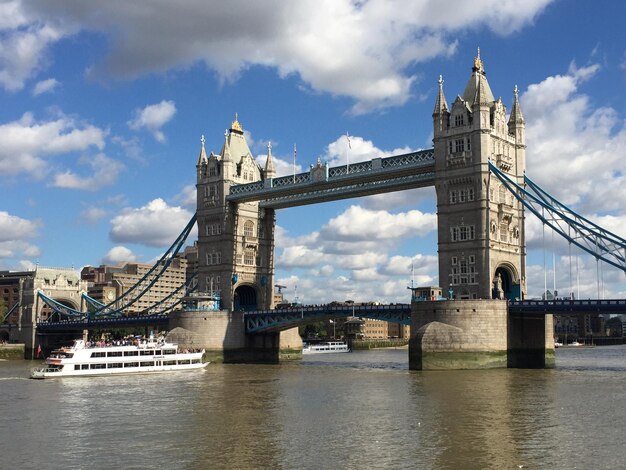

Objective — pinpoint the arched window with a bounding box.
[498,186,506,204]
[243,221,254,237]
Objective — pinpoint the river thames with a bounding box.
[1,345,625,470]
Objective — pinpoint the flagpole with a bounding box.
[293,143,296,183]
[346,132,351,174]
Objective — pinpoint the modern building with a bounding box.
[81,257,188,314]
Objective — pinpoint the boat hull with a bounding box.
[30,362,208,379]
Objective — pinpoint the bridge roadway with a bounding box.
[33,299,626,333]
[227,149,436,208]
[244,303,412,332]
[508,299,626,314]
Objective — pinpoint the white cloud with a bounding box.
[0,211,41,268]
[128,100,176,143]
[523,63,626,212]
[0,211,40,242]
[0,20,64,91]
[52,153,124,191]
[172,184,197,211]
[0,112,106,177]
[32,77,59,95]
[102,246,137,265]
[20,0,553,112]
[109,198,195,247]
[320,205,436,241]
[275,200,438,302]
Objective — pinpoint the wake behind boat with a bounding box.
[30,338,207,379]
[302,341,350,354]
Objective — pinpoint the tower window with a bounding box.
[244,221,254,238]
[244,250,255,265]
[450,190,457,204]
[498,186,506,203]
[454,114,464,127]
[455,139,464,153]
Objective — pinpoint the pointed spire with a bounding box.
[433,74,449,115]
[197,134,208,165]
[222,128,232,162]
[508,85,525,125]
[463,47,494,106]
[264,141,276,179]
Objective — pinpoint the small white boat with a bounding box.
[302,341,350,354]
[30,338,207,379]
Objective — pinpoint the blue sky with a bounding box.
[1,0,625,303]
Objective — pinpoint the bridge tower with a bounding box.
[196,117,276,312]
[433,49,527,301]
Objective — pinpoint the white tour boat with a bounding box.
[30,338,207,379]
[302,341,350,354]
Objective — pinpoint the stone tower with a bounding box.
[196,117,276,311]
[433,49,527,300]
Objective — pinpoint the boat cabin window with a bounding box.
[107,363,123,369]
[140,361,153,367]
[81,364,89,370]
[90,363,106,369]
[163,349,175,355]
[125,362,139,368]
[123,351,138,356]
[91,352,106,358]
[107,351,123,357]
[140,350,154,356]
[163,360,176,366]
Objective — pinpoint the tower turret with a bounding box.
[433,75,450,137]
[264,141,276,179]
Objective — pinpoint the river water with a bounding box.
[1,345,625,470]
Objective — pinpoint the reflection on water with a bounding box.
[0,346,624,470]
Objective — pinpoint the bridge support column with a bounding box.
[507,312,555,368]
[409,300,509,370]
[166,310,302,363]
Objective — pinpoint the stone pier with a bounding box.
[409,299,555,370]
[166,309,302,363]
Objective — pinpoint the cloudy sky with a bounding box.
[1,0,625,303]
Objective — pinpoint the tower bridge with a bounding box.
[22,50,626,368]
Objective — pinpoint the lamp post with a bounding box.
[329,319,335,339]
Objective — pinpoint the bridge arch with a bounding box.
[233,284,258,311]
[493,263,520,300]
[40,297,80,321]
